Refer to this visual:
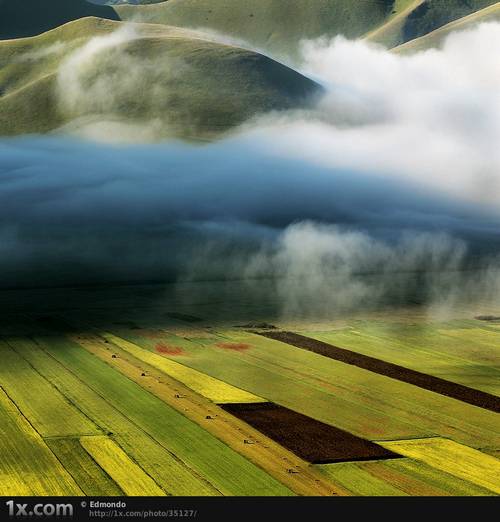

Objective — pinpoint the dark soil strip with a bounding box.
[258,331,500,414]
[475,315,500,322]
[221,402,401,464]
[166,312,203,323]
[236,322,277,330]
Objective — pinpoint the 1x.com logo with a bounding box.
[6,501,74,518]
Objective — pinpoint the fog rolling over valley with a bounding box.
[2,2,500,505]
[1,4,500,316]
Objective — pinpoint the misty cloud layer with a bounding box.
[249,22,500,209]
[1,22,500,314]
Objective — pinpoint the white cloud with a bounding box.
[241,23,500,210]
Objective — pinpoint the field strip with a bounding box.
[221,402,401,464]
[10,337,220,496]
[72,333,350,496]
[46,438,124,496]
[319,461,408,496]
[79,435,166,496]
[0,386,82,496]
[257,331,500,413]
[302,324,500,396]
[0,338,101,437]
[310,324,500,377]
[437,327,500,353]
[102,332,266,404]
[379,438,500,494]
[318,457,494,496]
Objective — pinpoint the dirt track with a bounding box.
[258,331,500,414]
[222,402,401,463]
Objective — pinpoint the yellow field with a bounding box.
[319,457,494,496]
[0,338,100,437]
[79,436,166,496]
[381,438,500,494]
[102,332,267,404]
[0,387,82,496]
[47,438,124,496]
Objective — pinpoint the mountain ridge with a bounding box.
[0,17,320,140]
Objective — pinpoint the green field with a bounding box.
[31,334,291,496]
[46,437,124,496]
[79,435,166,496]
[302,320,500,395]
[105,320,499,449]
[0,388,82,496]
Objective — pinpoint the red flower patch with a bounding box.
[216,342,251,352]
[155,343,184,356]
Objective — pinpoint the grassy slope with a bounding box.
[0,17,319,139]
[402,0,499,42]
[117,0,394,58]
[367,0,499,47]
[394,2,500,52]
[118,0,500,55]
[0,0,119,40]
[365,0,426,47]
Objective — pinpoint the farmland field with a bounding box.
[79,436,166,496]
[0,280,498,497]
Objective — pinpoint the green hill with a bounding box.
[394,2,500,53]
[402,0,499,42]
[116,0,395,59]
[368,0,499,47]
[0,0,119,40]
[0,18,320,140]
[1,1,498,141]
[365,0,426,47]
[117,0,500,57]
[89,1,166,4]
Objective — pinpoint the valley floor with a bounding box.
[0,280,499,496]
